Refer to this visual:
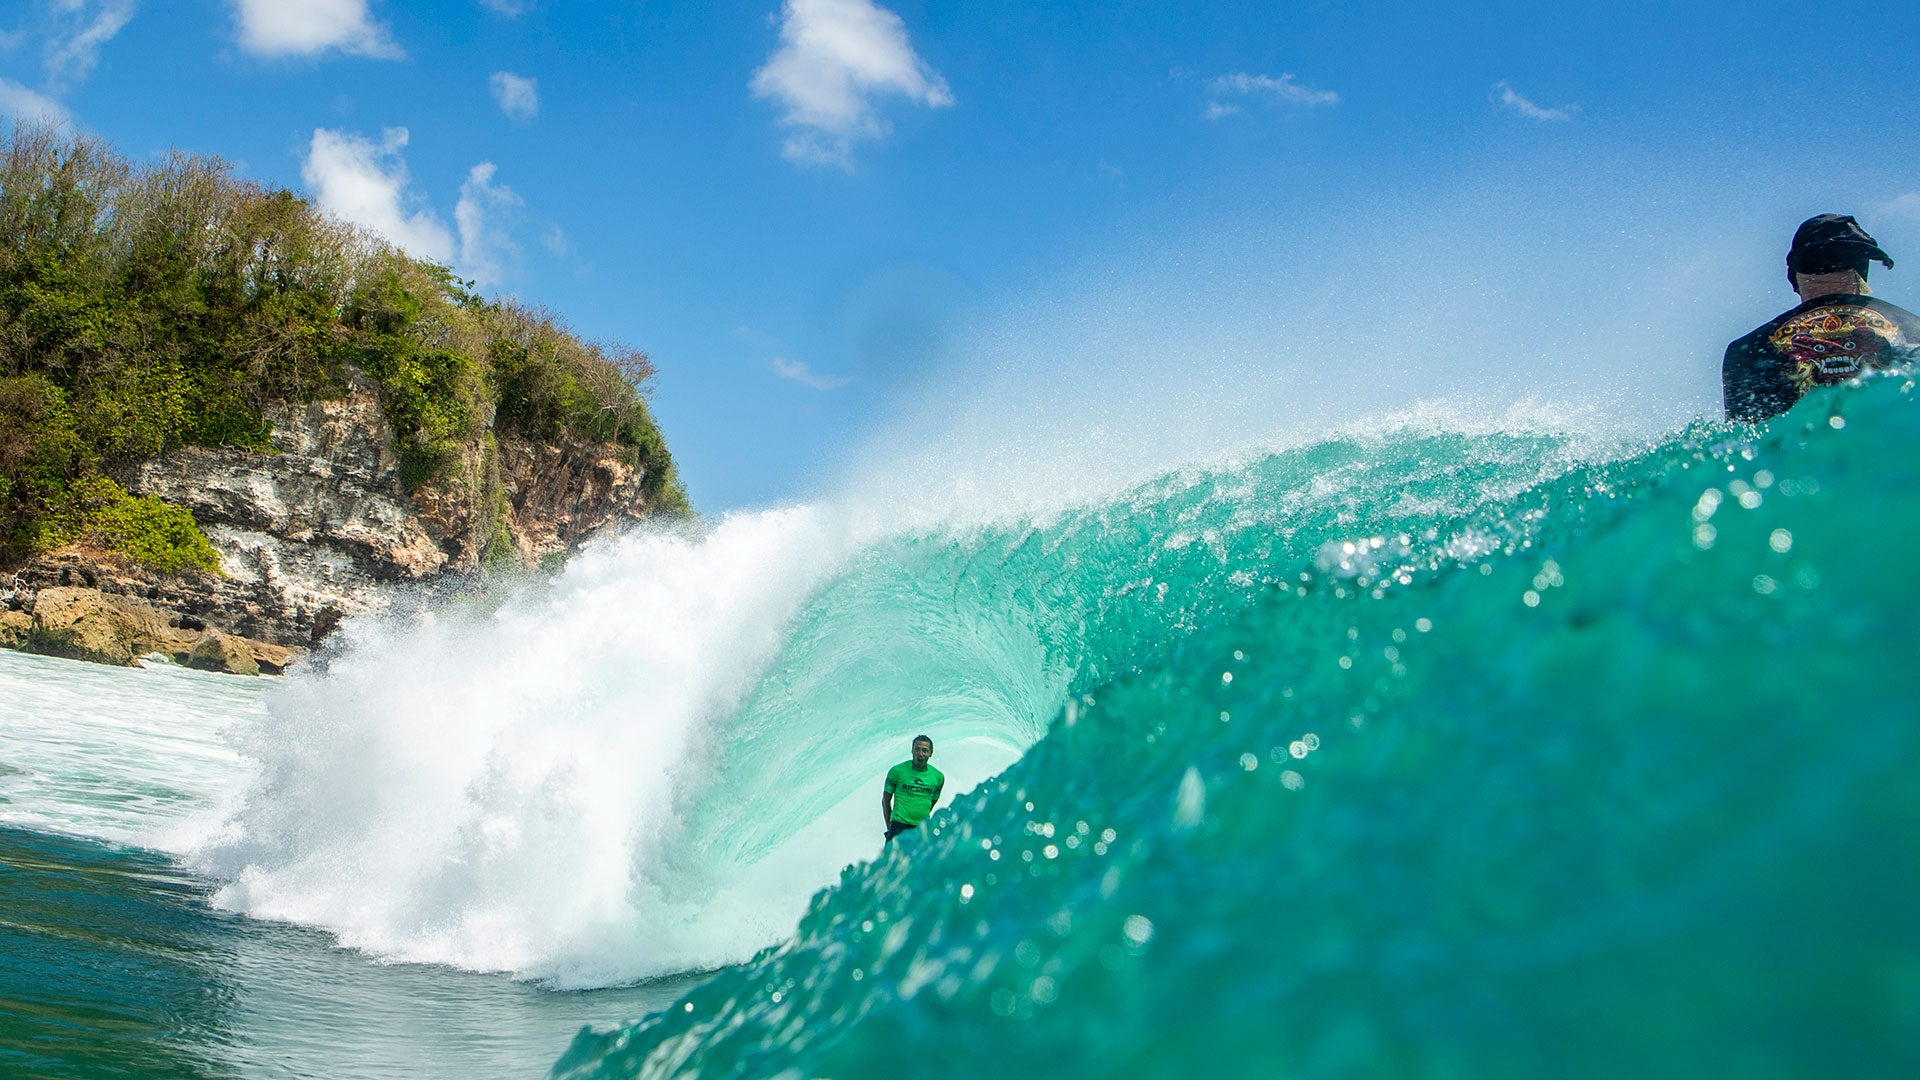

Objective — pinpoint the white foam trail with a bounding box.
[197,506,869,983]
[0,649,261,848]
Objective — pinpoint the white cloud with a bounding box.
[478,0,529,14]
[302,128,455,262]
[1882,193,1920,222]
[1204,72,1339,114]
[454,162,523,288]
[771,356,851,389]
[0,76,71,125]
[489,71,538,122]
[42,0,136,90]
[750,0,953,168]
[0,28,25,51]
[231,0,402,60]
[540,223,568,256]
[301,129,527,288]
[1492,81,1575,122]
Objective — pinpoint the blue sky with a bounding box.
[5,1,1920,510]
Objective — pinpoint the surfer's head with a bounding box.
[1788,214,1893,296]
[912,735,933,767]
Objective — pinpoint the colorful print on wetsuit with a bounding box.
[1767,304,1904,393]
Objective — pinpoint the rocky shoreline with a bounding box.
[1,372,669,676]
[1,583,299,676]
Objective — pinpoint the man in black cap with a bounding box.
[1723,214,1920,422]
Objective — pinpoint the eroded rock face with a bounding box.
[498,434,654,564]
[121,373,447,643]
[4,368,664,673]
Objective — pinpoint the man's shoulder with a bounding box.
[1863,296,1920,331]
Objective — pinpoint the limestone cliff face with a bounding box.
[6,369,667,670]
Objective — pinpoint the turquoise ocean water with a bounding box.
[4,376,1917,1077]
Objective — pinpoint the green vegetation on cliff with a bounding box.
[0,123,686,571]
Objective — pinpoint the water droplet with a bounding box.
[1123,914,1155,945]
[1220,671,1234,685]
[1239,752,1258,771]
[1522,590,1541,607]
[960,883,975,900]
[1043,844,1059,859]
[1280,770,1305,791]
[1337,656,1353,669]
[1173,767,1205,829]
[1829,414,1846,429]
[1693,524,1717,549]
[1415,618,1433,632]
[1289,741,1308,759]
[1769,528,1793,554]
[1302,733,1320,751]
[1752,574,1778,595]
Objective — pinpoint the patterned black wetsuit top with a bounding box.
[1723,293,1920,422]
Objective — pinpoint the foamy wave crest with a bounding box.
[195,506,858,985]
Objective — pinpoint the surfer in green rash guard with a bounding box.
[1723,214,1920,423]
[881,735,945,842]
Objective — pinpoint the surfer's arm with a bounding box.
[881,788,894,826]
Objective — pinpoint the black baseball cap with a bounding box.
[1787,214,1893,284]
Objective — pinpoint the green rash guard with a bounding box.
[884,761,946,825]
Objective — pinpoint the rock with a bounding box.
[248,640,302,676]
[0,609,29,649]
[187,631,259,677]
[29,586,169,666]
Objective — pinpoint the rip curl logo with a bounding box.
[1770,305,1904,393]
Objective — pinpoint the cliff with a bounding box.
[2,368,668,672]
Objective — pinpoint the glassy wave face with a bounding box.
[549,376,1920,1078]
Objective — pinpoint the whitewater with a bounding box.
[5,361,1918,1077]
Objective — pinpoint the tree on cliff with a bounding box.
[0,123,687,573]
